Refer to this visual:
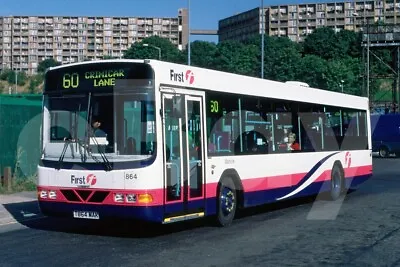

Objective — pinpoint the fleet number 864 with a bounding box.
[125,173,137,180]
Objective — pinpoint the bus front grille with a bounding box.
[88,191,110,203]
[60,189,81,202]
[60,189,110,203]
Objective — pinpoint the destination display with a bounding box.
[44,62,154,93]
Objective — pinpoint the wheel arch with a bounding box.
[218,168,244,209]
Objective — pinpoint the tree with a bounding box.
[263,36,303,82]
[123,36,184,63]
[303,27,342,60]
[28,79,36,93]
[6,70,27,86]
[323,57,363,95]
[336,30,361,58]
[240,35,303,81]
[0,69,13,81]
[28,74,44,93]
[212,40,259,77]
[186,41,217,68]
[37,58,61,73]
[297,55,329,89]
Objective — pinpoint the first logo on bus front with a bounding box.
[170,69,195,85]
[70,174,97,187]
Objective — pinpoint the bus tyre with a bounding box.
[217,177,237,227]
[330,164,344,201]
[379,146,389,158]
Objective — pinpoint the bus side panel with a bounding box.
[205,150,371,213]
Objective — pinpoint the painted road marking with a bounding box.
[21,211,38,218]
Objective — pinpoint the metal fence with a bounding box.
[0,94,42,179]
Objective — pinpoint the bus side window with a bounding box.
[234,130,268,155]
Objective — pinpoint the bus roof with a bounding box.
[47,59,369,110]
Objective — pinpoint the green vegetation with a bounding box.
[122,29,392,98]
[0,176,37,194]
[0,57,62,94]
[37,58,61,73]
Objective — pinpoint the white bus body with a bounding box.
[38,59,372,226]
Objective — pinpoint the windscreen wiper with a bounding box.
[75,138,110,169]
[57,138,72,170]
[57,137,109,170]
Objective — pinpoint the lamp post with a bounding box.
[261,0,264,79]
[366,22,370,100]
[353,12,369,99]
[188,0,191,66]
[340,80,344,93]
[15,68,18,94]
[142,44,161,60]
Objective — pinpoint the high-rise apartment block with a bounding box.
[219,0,400,43]
[0,8,188,75]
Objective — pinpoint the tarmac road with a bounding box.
[0,157,399,267]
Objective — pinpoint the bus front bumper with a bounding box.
[38,201,164,223]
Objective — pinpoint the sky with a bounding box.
[0,0,331,43]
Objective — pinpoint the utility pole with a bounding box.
[15,69,18,94]
[261,0,264,79]
[188,0,191,66]
[366,21,370,100]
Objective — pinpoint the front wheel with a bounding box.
[216,177,237,227]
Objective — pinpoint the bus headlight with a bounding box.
[49,190,57,200]
[114,193,124,203]
[126,194,137,203]
[39,190,48,199]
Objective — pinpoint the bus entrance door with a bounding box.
[162,93,206,223]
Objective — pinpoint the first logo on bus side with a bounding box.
[170,69,195,85]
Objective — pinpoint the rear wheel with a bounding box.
[216,177,237,227]
[330,164,344,201]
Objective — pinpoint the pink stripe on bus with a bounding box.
[39,165,372,206]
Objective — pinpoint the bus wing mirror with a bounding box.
[172,95,184,118]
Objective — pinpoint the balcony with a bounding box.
[336,12,346,18]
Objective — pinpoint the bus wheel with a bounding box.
[330,164,344,201]
[217,177,237,227]
[379,146,389,158]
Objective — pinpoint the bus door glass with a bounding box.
[185,96,204,206]
[162,93,205,216]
